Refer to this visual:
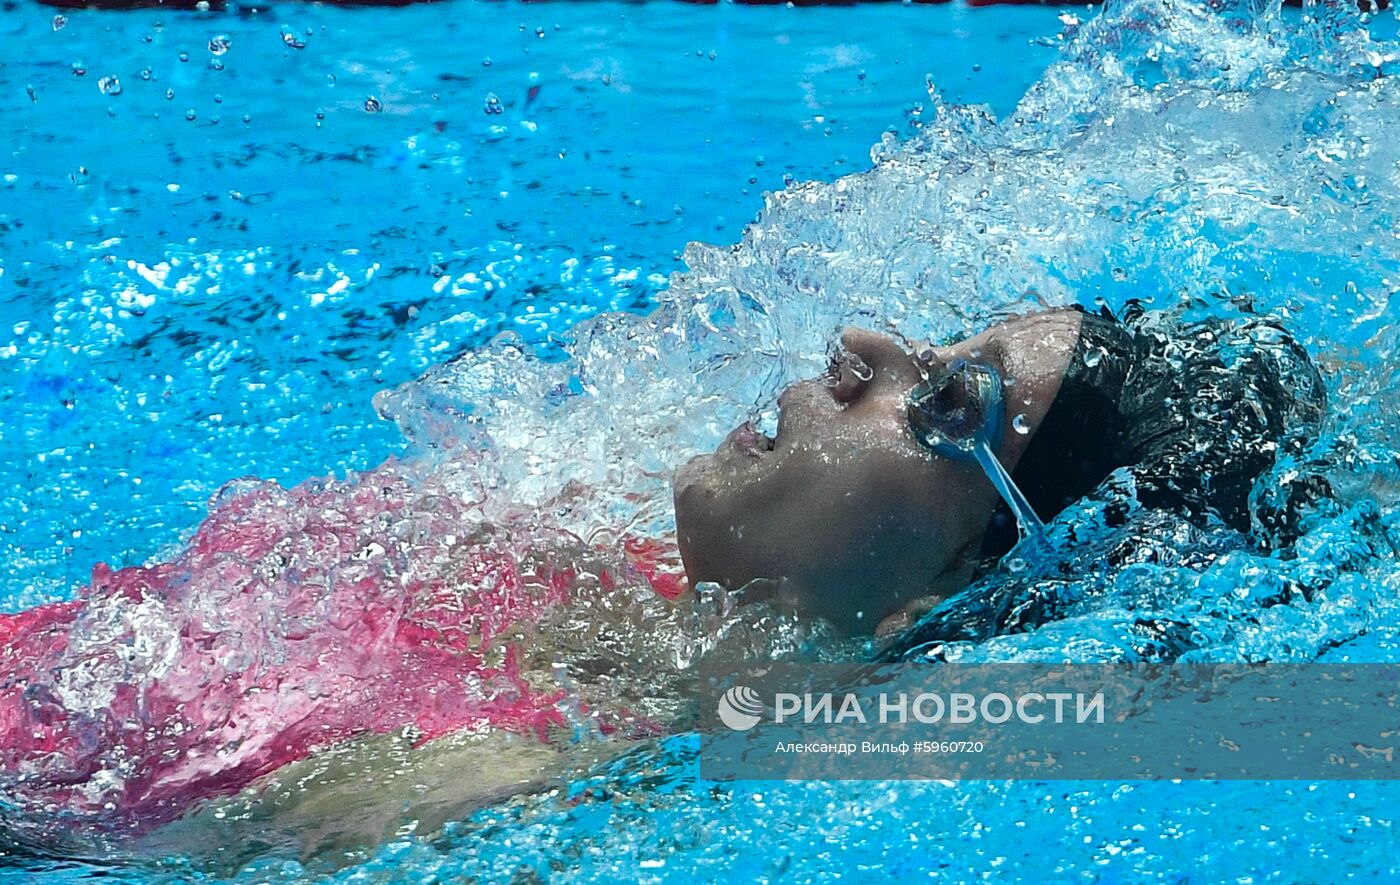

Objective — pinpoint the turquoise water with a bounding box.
[0,0,1063,610]
[6,0,1400,881]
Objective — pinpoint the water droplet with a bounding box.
[70,62,86,77]
[51,14,67,31]
[482,57,492,67]
[25,85,36,103]
[178,52,190,63]
[140,67,153,81]
[280,27,307,50]
[1083,346,1105,368]
[848,352,873,381]
[185,108,196,122]
[165,88,175,100]
[364,96,382,114]
[483,92,503,115]
[98,76,122,96]
[1012,413,1031,435]
[209,35,231,56]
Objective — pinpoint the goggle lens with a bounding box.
[907,360,991,452]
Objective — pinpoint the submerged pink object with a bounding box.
[0,461,682,833]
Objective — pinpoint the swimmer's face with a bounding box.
[671,328,1004,635]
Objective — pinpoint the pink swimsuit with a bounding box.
[0,463,683,833]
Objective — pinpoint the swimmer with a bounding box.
[672,301,1329,648]
[0,300,1330,859]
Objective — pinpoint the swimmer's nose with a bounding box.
[838,327,924,388]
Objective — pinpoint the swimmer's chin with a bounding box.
[670,452,714,497]
[671,450,743,503]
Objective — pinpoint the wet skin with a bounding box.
[672,308,1083,635]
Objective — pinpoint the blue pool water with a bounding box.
[0,0,1064,610]
[6,0,1400,882]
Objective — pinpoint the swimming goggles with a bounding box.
[906,358,1047,544]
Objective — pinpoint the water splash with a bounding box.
[348,0,1400,876]
[5,0,1400,876]
[377,0,1400,560]
[0,458,692,842]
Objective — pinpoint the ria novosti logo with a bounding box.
[717,685,764,731]
[716,685,1106,732]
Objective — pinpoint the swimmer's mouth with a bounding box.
[725,421,777,458]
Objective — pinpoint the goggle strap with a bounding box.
[971,440,1047,545]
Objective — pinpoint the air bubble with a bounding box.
[1083,346,1105,368]
[484,93,503,115]
[98,76,122,96]
[52,14,66,31]
[209,35,231,56]
[364,96,383,114]
[1012,414,1031,435]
